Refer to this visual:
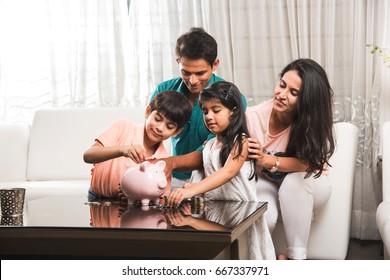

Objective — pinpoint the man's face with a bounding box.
[178,57,219,95]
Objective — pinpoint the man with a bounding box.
[150,27,247,189]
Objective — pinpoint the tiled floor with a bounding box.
[346,238,383,260]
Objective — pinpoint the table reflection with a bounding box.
[89,199,263,232]
[0,196,269,259]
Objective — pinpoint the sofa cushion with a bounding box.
[27,108,145,181]
[0,124,30,181]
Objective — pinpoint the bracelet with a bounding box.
[269,156,280,173]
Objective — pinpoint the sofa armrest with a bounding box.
[0,123,30,181]
[382,121,390,201]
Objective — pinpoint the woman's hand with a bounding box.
[247,137,266,167]
[248,138,276,169]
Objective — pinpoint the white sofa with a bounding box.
[271,122,358,259]
[0,108,358,259]
[0,108,146,201]
[377,121,390,259]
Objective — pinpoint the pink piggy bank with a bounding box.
[121,160,167,207]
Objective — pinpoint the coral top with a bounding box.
[90,119,168,198]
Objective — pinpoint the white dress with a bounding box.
[191,138,276,260]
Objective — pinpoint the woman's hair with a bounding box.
[282,58,335,178]
[149,90,192,129]
[199,81,256,180]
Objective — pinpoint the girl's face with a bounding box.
[273,70,301,116]
[144,107,180,144]
[201,98,233,139]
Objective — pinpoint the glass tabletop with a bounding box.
[0,195,267,259]
[1,195,266,233]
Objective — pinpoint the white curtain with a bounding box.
[127,0,210,105]
[128,0,390,240]
[0,0,131,123]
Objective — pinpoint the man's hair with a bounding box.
[149,90,192,129]
[175,27,217,66]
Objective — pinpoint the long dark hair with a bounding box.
[199,81,256,180]
[282,58,335,178]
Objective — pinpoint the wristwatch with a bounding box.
[269,156,280,173]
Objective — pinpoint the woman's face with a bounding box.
[273,70,301,115]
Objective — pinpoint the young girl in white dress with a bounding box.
[168,81,275,260]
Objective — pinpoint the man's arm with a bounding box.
[149,150,203,180]
[163,150,203,174]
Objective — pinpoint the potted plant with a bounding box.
[367,44,390,68]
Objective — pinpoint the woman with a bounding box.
[246,58,335,260]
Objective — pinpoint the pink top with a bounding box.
[246,99,290,154]
[90,119,169,198]
[246,99,291,182]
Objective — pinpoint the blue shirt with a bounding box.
[150,74,247,179]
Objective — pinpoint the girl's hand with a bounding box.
[178,201,192,216]
[168,182,195,207]
[121,144,146,163]
[166,207,193,227]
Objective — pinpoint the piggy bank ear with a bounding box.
[139,161,150,172]
[156,160,166,170]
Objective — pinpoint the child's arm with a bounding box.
[83,140,147,164]
[167,207,227,231]
[168,137,249,207]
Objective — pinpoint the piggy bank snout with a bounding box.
[157,177,167,189]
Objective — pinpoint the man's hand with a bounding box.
[148,157,173,184]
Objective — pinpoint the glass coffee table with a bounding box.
[0,195,267,259]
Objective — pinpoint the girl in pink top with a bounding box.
[84,91,192,200]
[246,59,335,260]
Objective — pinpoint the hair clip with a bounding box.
[221,85,234,101]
